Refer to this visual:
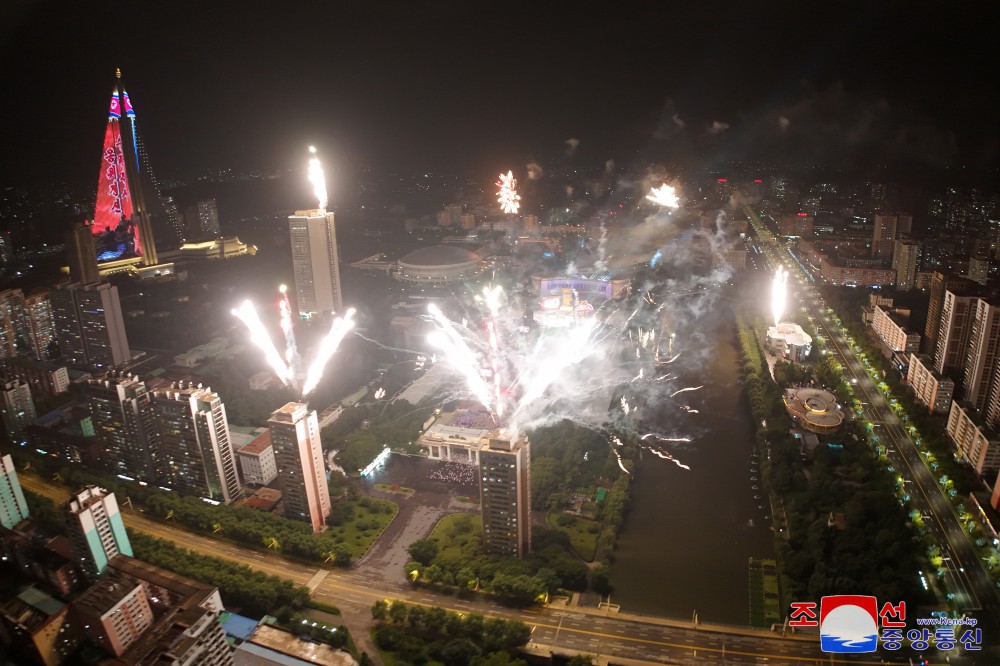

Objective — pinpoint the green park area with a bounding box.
[547,512,600,562]
[375,483,415,495]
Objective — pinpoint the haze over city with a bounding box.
[0,3,998,665]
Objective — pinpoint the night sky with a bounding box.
[2,1,998,186]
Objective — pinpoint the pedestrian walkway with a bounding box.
[306,569,329,592]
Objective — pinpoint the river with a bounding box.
[609,300,775,625]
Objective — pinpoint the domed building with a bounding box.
[395,245,484,285]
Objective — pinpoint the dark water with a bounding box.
[609,308,775,625]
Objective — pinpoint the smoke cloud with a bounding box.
[707,120,730,135]
[526,162,544,180]
[565,137,580,154]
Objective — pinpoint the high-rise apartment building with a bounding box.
[1,379,35,442]
[0,289,26,359]
[0,454,29,529]
[946,402,1000,477]
[968,256,990,286]
[925,273,975,356]
[962,299,1000,411]
[268,402,330,532]
[64,486,133,578]
[85,373,158,481]
[933,290,977,375]
[151,383,241,504]
[184,199,221,240]
[907,354,954,414]
[289,209,342,319]
[74,575,153,657]
[872,211,912,260]
[23,292,56,361]
[478,432,532,558]
[50,281,130,370]
[892,239,921,290]
[65,221,100,284]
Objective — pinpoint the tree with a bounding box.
[388,601,409,625]
[472,652,527,666]
[566,656,594,666]
[407,539,439,565]
[329,543,353,566]
[490,573,545,606]
[441,638,482,666]
[371,600,389,621]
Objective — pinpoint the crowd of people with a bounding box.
[429,460,478,485]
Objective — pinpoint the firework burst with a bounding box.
[496,170,521,214]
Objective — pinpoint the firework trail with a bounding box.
[645,448,691,470]
[496,170,521,214]
[620,397,631,415]
[308,146,328,210]
[613,447,630,475]
[301,308,357,397]
[231,301,293,387]
[669,385,703,398]
[278,285,300,374]
[641,433,693,443]
[426,304,494,413]
[646,183,680,209]
[771,265,788,326]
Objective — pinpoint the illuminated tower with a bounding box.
[289,209,342,319]
[91,69,158,266]
[268,402,330,532]
[478,431,532,558]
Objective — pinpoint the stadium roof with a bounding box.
[398,245,481,267]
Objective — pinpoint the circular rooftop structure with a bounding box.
[396,245,484,284]
[782,387,844,434]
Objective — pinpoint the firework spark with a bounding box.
[646,183,680,209]
[278,285,300,371]
[496,170,521,215]
[308,146,328,210]
[426,304,494,413]
[231,301,293,386]
[669,385,703,398]
[301,308,357,397]
[771,265,788,327]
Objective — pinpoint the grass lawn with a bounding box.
[547,512,600,562]
[428,513,481,564]
[325,497,399,558]
[375,483,415,495]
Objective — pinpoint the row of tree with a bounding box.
[328,400,436,472]
[129,531,311,614]
[371,599,531,665]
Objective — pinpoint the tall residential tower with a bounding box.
[64,486,132,578]
[289,209,342,319]
[268,402,330,532]
[478,431,532,558]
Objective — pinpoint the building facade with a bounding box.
[23,293,57,361]
[236,429,277,486]
[0,379,35,442]
[64,487,133,578]
[50,282,130,370]
[962,299,1000,412]
[871,305,920,354]
[184,199,221,240]
[934,290,977,375]
[65,221,100,285]
[872,211,912,260]
[946,402,1000,477]
[85,373,158,481]
[892,239,920,290]
[150,383,241,504]
[0,454,29,529]
[268,402,330,532]
[289,209,342,319]
[74,575,153,657]
[907,354,954,414]
[478,432,532,558]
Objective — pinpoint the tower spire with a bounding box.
[91,69,157,266]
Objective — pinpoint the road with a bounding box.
[747,206,999,619]
[18,473,927,664]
